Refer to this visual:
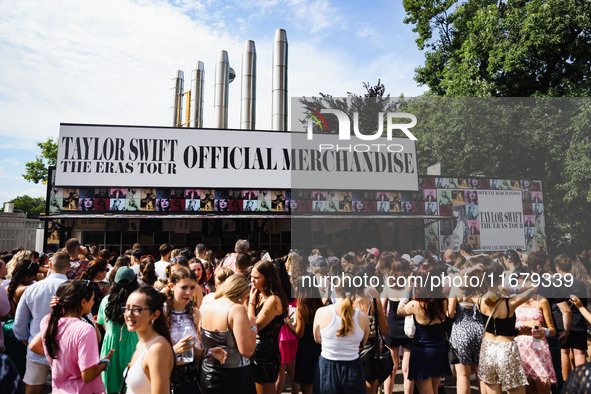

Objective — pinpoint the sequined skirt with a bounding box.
[478,338,528,391]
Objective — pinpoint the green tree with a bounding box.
[23,138,58,184]
[403,0,591,250]
[4,195,46,218]
[403,0,591,96]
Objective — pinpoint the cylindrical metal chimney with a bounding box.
[272,29,288,131]
[214,50,230,129]
[240,40,257,130]
[170,70,184,127]
[189,61,205,128]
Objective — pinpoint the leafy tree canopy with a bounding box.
[4,195,46,218]
[403,0,591,96]
[23,138,58,184]
[402,0,591,249]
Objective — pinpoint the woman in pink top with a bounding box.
[39,280,114,394]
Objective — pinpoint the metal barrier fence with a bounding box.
[0,213,41,252]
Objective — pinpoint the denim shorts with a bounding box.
[313,356,365,394]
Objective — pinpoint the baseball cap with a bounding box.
[366,248,380,257]
[411,255,425,267]
[310,255,328,268]
[114,266,136,285]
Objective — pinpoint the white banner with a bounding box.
[477,190,525,251]
[55,125,418,191]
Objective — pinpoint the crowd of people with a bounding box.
[1,239,591,394]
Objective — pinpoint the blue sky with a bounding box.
[0,0,426,205]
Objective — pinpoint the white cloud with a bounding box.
[285,0,340,33]
[0,185,46,204]
[0,0,427,198]
[0,159,20,166]
[0,0,248,139]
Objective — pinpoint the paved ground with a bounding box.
[281,368,480,393]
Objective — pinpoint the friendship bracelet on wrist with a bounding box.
[99,358,110,371]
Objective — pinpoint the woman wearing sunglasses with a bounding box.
[124,286,174,394]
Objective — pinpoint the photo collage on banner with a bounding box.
[49,187,433,215]
[423,176,545,253]
[48,176,545,253]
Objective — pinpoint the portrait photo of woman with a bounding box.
[451,205,469,250]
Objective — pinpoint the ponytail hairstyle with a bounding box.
[335,266,363,337]
[7,259,39,309]
[253,260,288,318]
[165,266,197,331]
[81,259,108,281]
[140,256,157,287]
[214,274,250,303]
[45,280,94,359]
[214,266,234,288]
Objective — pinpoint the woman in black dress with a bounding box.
[248,260,287,394]
[382,258,414,394]
[397,261,451,394]
[285,274,323,394]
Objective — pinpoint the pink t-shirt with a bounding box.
[40,315,105,394]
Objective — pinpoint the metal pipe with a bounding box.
[214,50,230,129]
[240,40,256,130]
[190,61,205,128]
[272,29,288,131]
[170,70,184,127]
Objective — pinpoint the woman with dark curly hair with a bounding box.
[97,266,139,393]
[81,259,111,316]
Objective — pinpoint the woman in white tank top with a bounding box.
[312,269,370,394]
[124,287,174,394]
